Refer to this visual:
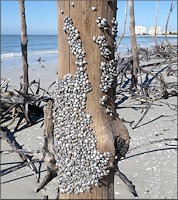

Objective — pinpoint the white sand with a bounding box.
[1,60,177,199]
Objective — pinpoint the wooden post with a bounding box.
[18,0,29,94]
[129,0,139,89]
[57,1,129,199]
[116,0,128,48]
[154,0,159,46]
[165,0,173,45]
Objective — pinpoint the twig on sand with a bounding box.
[0,127,38,181]
[128,138,178,152]
[0,159,40,177]
[115,165,138,197]
[0,149,41,155]
[36,172,57,193]
[131,97,155,129]
[55,187,60,200]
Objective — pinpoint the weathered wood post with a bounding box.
[154,0,159,46]
[18,0,29,94]
[129,0,139,89]
[117,0,128,48]
[56,1,129,199]
[165,0,173,45]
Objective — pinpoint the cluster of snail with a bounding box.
[96,17,108,30]
[52,16,112,195]
[92,16,118,115]
[99,59,117,94]
[92,36,112,60]
[111,17,118,36]
[99,95,107,106]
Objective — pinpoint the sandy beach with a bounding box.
[1,0,177,198]
[1,54,177,199]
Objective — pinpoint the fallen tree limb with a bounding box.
[36,100,58,193]
[0,159,41,177]
[0,149,41,155]
[131,97,155,129]
[115,165,138,197]
[0,127,38,181]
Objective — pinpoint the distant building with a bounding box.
[135,26,147,35]
[149,26,162,35]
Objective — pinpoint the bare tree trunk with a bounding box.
[165,0,173,45]
[116,0,128,48]
[129,0,139,89]
[154,0,159,46]
[18,0,29,94]
[57,0,129,199]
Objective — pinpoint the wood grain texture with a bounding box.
[56,1,129,199]
[129,0,139,87]
[18,0,29,94]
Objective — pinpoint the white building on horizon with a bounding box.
[135,25,147,35]
[149,26,162,35]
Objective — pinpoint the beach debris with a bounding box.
[115,43,178,129]
[0,75,51,131]
[131,97,155,129]
[0,127,38,181]
[0,78,10,93]
[37,57,45,62]
[37,57,41,62]
[115,165,138,197]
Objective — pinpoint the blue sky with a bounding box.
[1,1,177,35]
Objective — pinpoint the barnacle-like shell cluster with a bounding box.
[92,35,112,59]
[52,16,112,195]
[99,59,117,93]
[93,15,118,115]
[96,17,108,30]
[111,17,118,36]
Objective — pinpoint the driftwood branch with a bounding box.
[129,0,139,89]
[116,0,128,48]
[18,0,29,94]
[36,100,58,193]
[0,127,38,180]
[0,159,40,177]
[154,0,159,46]
[131,97,155,129]
[115,165,138,197]
[165,0,173,45]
